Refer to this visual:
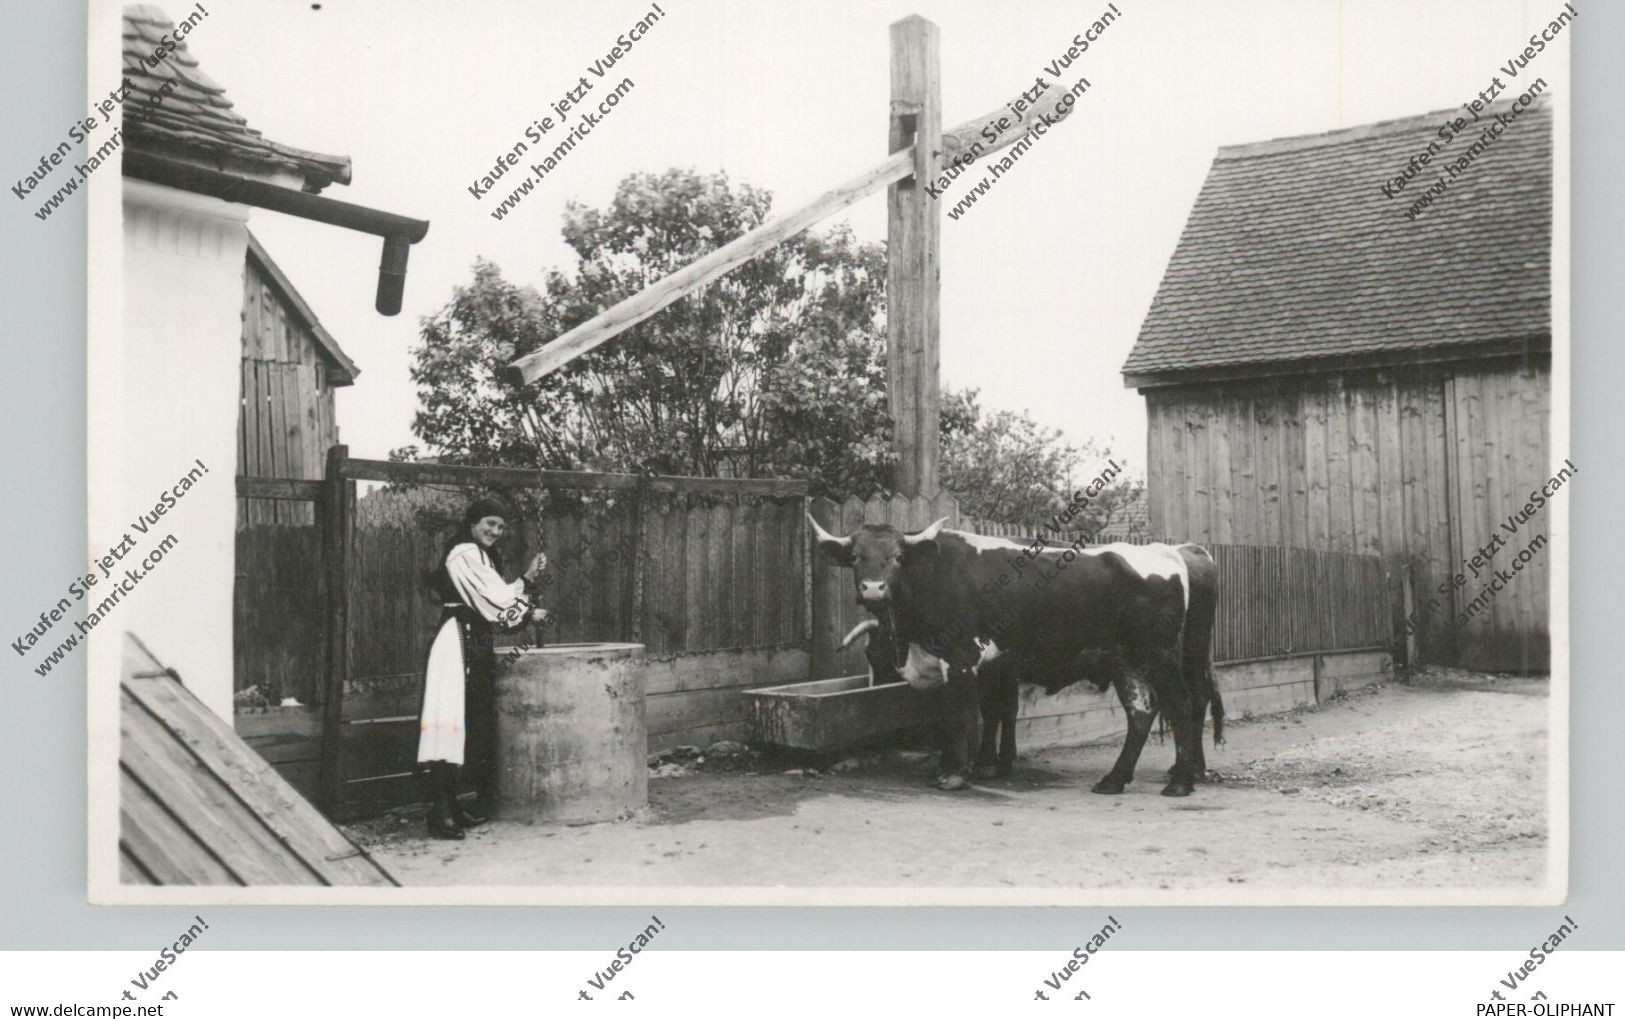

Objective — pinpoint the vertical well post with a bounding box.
[318,443,354,817]
[887,15,942,498]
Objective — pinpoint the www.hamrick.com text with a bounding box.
[11,460,210,677]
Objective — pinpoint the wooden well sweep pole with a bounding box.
[887,15,942,498]
[504,151,913,385]
[504,18,1075,388]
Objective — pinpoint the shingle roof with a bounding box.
[1121,100,1551,383]
[123,5,351,191]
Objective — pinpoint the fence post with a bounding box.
[317,444,353,818]
[627,473,650,643]
[808,497,838,680]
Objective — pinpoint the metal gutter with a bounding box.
[123,151,430,316]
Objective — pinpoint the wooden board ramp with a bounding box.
[120,633,397,887]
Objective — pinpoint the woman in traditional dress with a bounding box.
[417,496,548,839]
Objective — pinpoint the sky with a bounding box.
[184,0,1559,481]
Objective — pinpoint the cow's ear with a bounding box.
[902,516,949,546]
[807,513,854,565]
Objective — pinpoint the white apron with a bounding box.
[416,543,532,766]
[417,612,471,765]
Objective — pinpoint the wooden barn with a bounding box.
[1121,100,1553,673]
[238,231,358,526]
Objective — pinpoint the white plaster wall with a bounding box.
[119,177,248,722]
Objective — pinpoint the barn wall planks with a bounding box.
[1143,359,1550,671]
[237,247,343,527]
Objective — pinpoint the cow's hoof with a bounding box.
[935,773,969,791]
[1161,781,1195,798]
[1091,777,1127,795]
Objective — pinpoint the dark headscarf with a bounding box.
[427,496,515,600]
[461,496,514,532]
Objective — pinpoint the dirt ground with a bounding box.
[347,668,1550,892]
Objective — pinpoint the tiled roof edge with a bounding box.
[1214,95,1552,161]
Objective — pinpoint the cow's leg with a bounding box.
[1167,691,1209,783]
[996,670,1018,775]
[972,672,1002,779]
[1154,654,1202,798]
[972,670,1018,779]
[1092,668,1157,794]
[935,666,981,791]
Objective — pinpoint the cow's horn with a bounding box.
[839,618,881,649]
[807,513,852,552]
[902,516,950,546]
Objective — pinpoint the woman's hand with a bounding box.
[523,552,548,583]
[530,607,553,627]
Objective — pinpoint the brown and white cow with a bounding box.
[813,517,1221,796]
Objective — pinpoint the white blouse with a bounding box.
[445,543,531,629]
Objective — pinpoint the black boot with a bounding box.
[423,763,464,841]
[448,764,488,827]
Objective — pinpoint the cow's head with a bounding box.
[807,515,949,608]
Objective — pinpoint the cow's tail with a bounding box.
[1207,664,1225,746]
[1177,543,1223,746]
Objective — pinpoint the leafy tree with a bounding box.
[940,387,1142,533]
[406,168,893,497]
[404,167,1137,520]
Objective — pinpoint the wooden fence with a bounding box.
[236,460,1393,820]
[234,450,808,818]
[808,499,1391,679]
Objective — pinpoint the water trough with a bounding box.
[743,674,942,753]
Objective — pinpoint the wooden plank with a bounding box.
[709,500,731,648]
[505,61,1081,387]
[1185,395,1211,542]
[1283,385,1309,551]
[684,497,709,650]
[808,497,840,678]
[1163,394,1189,541]
[888,15,942,498]
[338,457,807,497]
[733,499,757,646]
[319,444,353,816]
[237,476,324,500]
[123,690,322,884]
[267,365,290,491]
[1230,394,1256,545]
[1351,384,1381,557]
[1215,394,1235,546]
[121,766,241,886]
[1376,375,1406,569]
[123,669,394,885]
[281,365,307,489]
[120,846,157,885]
[255,362,276,526]
[1303,383,1330,550]
[508,148,915,383]
[1145,394,1165,537]
[1253,394,1279,546]
[641,645,811,697]
[1324,376,1353,553]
